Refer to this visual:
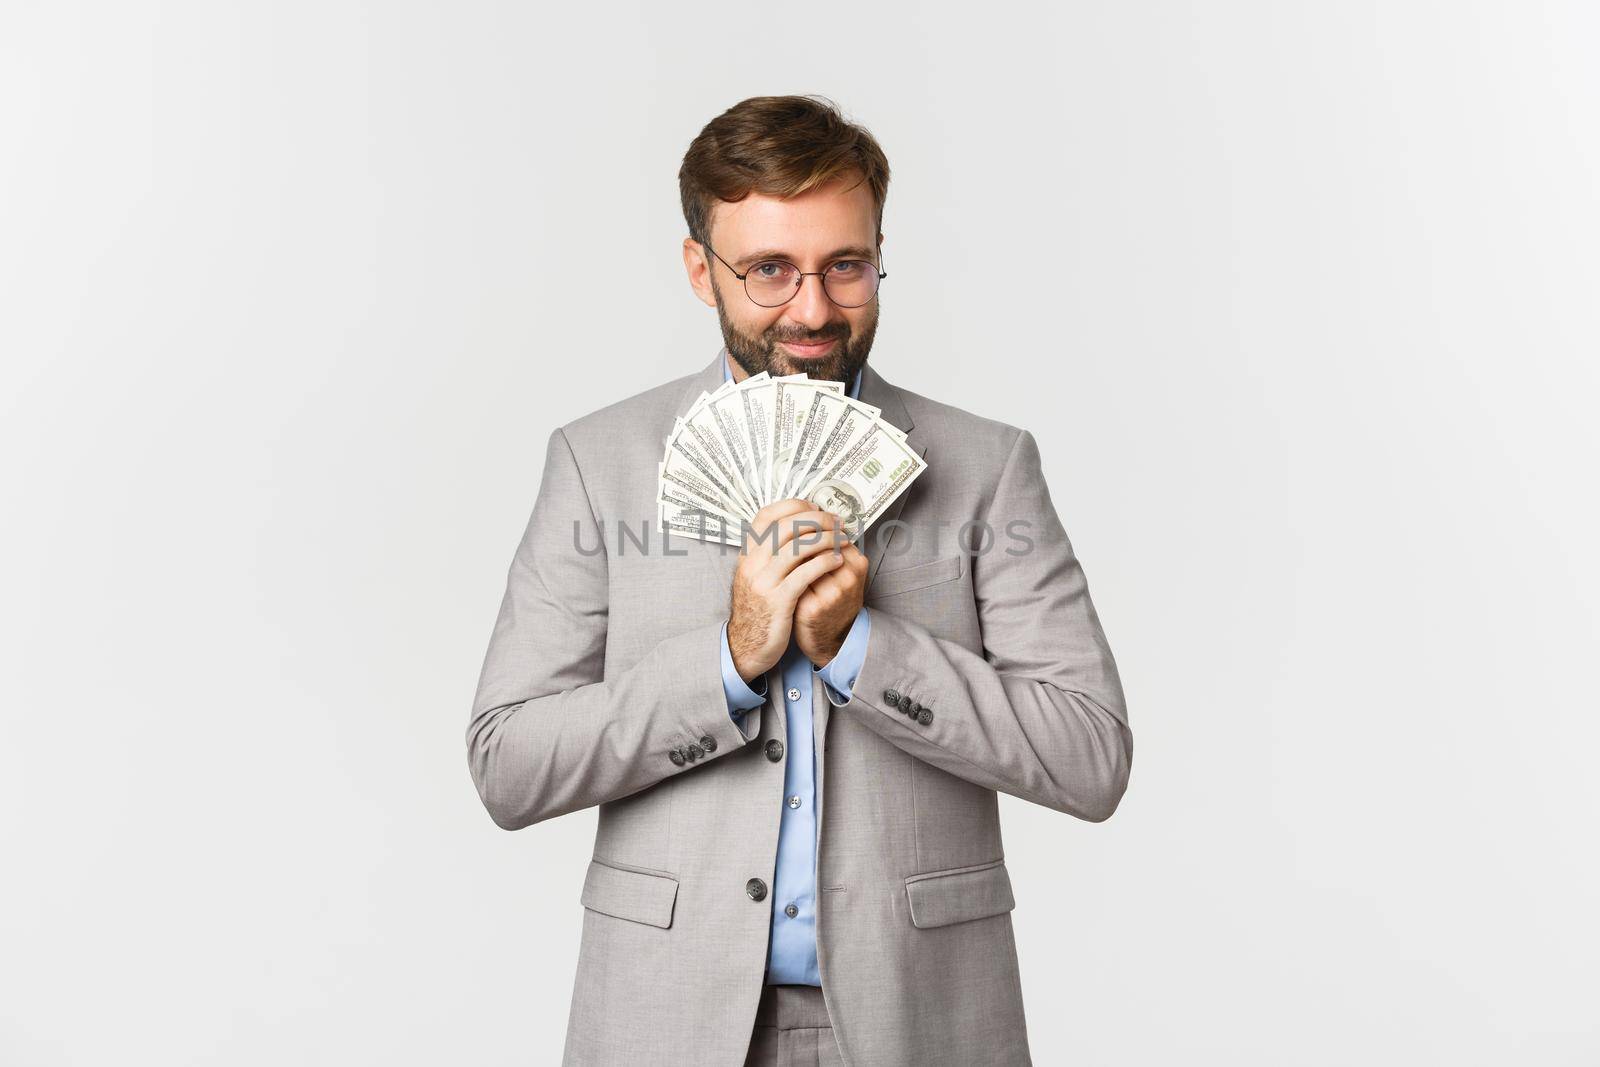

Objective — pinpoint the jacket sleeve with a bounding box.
[841,428,1132,822]
[466,427,761,830]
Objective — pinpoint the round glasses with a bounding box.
[702,241,887,308]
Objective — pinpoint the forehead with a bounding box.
[709,175,877,257]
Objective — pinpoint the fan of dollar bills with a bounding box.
[658,371,928,546]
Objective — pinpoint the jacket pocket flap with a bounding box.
[581,859,679,929]
[867,554,963,600]
[904,860,1015,929]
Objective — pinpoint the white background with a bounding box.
[3,2,1596,1064]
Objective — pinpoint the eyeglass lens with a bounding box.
[744,260,880,308]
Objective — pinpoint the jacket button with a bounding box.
[908,701,922,718]
[898,694,914,713]
[883,688,900,705]
[669,749,686,766]
[746,878,768,902]
[918,707,933,726]
[686,744,704,761]
[765,739,785,762]
[699,735,717,754]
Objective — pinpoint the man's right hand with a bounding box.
[727,499,848,683]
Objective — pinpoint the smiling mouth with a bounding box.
[779,338,840,357]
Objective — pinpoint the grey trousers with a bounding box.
[743,984,844,1066]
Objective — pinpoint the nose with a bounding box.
[786,272,840,332]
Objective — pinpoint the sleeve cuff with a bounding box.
[720,620,768,724]
[814,606,871,707]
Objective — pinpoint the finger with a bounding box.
[745,498,819,552]
[766,532,844,582]
[776,549,846,605]
[765,510,844,555]
[800,578,850,620]
[806,559,861,600]
[746,508,835,556]
[792,586,823,627]
[751,498,813,528]
[806,568,844,597]
[806,542,864,588]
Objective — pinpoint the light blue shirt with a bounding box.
[715,354,871,985]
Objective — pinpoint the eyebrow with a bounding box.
[734,245,878,269]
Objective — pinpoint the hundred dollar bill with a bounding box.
[736,377,778,508]
[658,369,925,545]
[671,408,759,518]
[804,421,927,542]
[660,438,755,520]
[769,375,845,502]
[783,391,883,503]
[698,377,768,507]
[658,456,749,527]
[658,498,745,546]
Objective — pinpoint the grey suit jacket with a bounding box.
[466,348,1132,1066]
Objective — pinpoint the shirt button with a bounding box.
[787,794,801,809]
[787,687,802,702]
[765,739,785,762]
[784,903,799,918]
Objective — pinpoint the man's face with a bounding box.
[683,174,882,388]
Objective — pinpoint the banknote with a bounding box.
[658,370,924,545]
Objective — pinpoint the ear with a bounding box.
[682,237,717,308]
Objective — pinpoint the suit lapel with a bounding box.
[854,361,928,593]
[812,363,926,786]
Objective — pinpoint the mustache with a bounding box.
[769,328,849,346]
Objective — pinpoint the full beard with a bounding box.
[713,280,878,388]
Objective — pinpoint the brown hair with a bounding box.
[678,94,891,248]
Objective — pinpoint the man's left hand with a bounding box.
[793,529,869,668]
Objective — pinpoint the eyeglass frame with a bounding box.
[699,239,887,308]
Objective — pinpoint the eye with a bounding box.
[752,261,795,280]
[830,260,869,278]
